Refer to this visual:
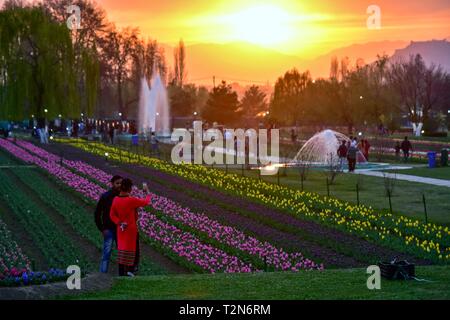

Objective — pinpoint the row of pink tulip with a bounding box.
[0,139,254,273]
[15,140,112,184]
[0,218,31,274]
[17,140,322,272]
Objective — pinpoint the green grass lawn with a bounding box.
[67,266,450,300]
[220,167,450,226]
[385,166,450,180]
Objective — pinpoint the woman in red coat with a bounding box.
[110,178,151,276]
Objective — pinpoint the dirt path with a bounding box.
[0,273,113,300]
[357,170,450,188]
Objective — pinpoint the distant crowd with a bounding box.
[337,137,370,172]
[336,136,413,172]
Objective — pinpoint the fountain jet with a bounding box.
[138,73,171,137]
[291,129,367,165]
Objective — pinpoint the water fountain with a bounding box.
[138,77,152,135]
[291,129,367,165]
[138,73,171,137]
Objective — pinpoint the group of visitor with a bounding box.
[95,176,151,277]
[336,136,414,172]
[0,124,12,138]
[36,127,49,144]
[337,137,371,173]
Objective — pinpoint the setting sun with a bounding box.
[222,5,295,46]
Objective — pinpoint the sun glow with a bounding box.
[223,5,295,46]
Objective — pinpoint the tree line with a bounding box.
[269,54,450,135]
[0,0,270,128]
[1,0,449,136]
[0,0,191,122]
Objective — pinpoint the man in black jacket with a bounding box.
[95,175,122,273]
[401,137,413,162]
[337,140,348,171]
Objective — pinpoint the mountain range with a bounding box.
[161,38,450,86]
[391,39,450,71]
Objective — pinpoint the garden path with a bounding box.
[356,170,450,188]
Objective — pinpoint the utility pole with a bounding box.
[213,76,216,89]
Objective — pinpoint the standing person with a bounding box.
[109,124,115,144]
[150,132,160,157]
[290,128,298,144]
[395,142,401,161]
[4,123,10,138]
[110,179,151,277]
[113,125,119,144]
[37,127,43,144]
[95,175,123,273]
[100,122,107,142]
[337,140,348,171]
[347,140,358,173]
[43,126,49,144]
[73,121,79,137]
[401,136,413,162]
[360,139,371,161]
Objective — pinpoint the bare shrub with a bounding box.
[383,172,397,197]
[325,153,341,185]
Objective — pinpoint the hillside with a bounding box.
[391,39,450,71]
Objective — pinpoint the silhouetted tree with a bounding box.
[270,69,311,125]
[340,56,350,80]
[168,84,196,117]
[388,54,447,133]
[101,26,140,119]
[173,39,187,87]
[240,85,267,118]
[202,81,240,125]
[330,56,339,80]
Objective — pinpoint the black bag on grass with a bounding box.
[378,260,415,280]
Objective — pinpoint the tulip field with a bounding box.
[56,138,450,263]
[0,137,449,297]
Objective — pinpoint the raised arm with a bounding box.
[132,195,152,209]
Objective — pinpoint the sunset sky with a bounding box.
[2,0,449,83]
[98,0,450,58]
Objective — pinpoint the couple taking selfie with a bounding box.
[94,176,151,277]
